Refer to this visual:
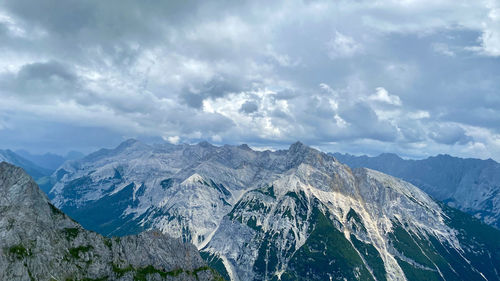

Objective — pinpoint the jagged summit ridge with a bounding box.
[50,140,500,281]
[333,151,500,229]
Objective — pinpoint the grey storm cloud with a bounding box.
[429,124,472,145]
[181,75,247,109]
[0,0,500,160]
[240,101,259,114]
[0,61,81,102]
[339,102,399,142]
[18,61,76,82]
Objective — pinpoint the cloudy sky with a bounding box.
[1,0,500,160]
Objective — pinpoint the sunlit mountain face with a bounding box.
[332,152,500,229]
[46,140,500,281]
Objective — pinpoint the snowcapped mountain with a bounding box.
[0,161,221,281]
[50,140,500,281]
[332,152,500,229]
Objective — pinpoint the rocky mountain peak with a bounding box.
[288,140,306,151]
[198,140,215,148]
[0,162,51,215]
[377,152,402,161]
[285,141,335,170]
[44,141,500,280]
[115,138,149,152]
[118,138,140,147]
[0,161,30,191]
[237,143,252,151]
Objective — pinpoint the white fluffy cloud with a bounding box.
[469,0,500,56]
[327,32,363,59]
[0,0,499,160]
[164,136,180,145]
[368,87,402,106]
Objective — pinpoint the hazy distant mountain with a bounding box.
[0,162,221,281]
[332,152,500,229]
[49,140,500,280]
[0,149,51,179]
[16,149,84,171]
[3,149,85,194]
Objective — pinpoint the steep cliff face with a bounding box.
[332,152,500,229]
[203,153,500,281]
[0,162,221,281]
[49,140,500,280]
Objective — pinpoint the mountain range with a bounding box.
[46,139,500,281]
[0,148,86,195]
[0,149,52,180]
[0,161,221,281]
[15,149,84,171]
[332,152,500,229]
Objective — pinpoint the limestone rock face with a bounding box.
[0,162,220,281]
[332,152,500,229]
[49,140,500,281]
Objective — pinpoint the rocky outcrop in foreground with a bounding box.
[0,162,222,281]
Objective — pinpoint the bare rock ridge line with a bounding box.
[49,139,500,281]
[332,152,500,229]
[0,161,222,281]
